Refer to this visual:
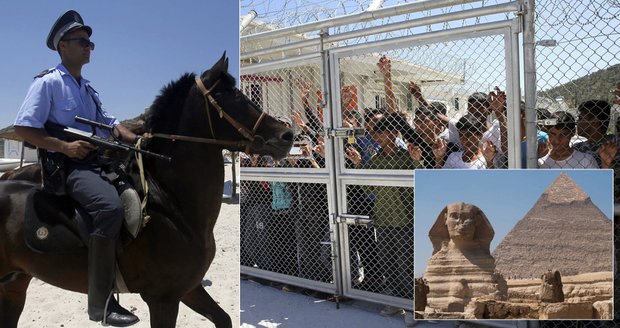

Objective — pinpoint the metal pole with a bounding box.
[232,151,237,198]
[329,19,514,55]
[523,0,537,168]
[241,0,480,43]
[319,28,344,299]
[19,142,25,168]
[506,21,522,169]
[241,2,519,60]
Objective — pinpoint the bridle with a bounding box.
[151,75,267,154]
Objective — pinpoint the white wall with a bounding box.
[4,140,37,161]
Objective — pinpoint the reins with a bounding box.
[133,74,266,229]
[150,76,267,154]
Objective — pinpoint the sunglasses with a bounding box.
[62,37,95,50]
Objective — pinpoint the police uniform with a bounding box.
[16,64,118,136]
[14,10,138,326]
[15,63,124,239]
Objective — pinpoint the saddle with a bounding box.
[23,184,143,254]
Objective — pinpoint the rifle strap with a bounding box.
[135,138,151,226]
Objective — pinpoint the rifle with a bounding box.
[45,116,172,162]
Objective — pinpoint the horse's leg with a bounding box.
[181,285,231,328]
[0,273,32,328]
[142,296,179,328]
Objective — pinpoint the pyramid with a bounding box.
[492,173,612,279]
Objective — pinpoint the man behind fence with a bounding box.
[363,113,417,323]
[573,100,618,169]
[538,111,598,168]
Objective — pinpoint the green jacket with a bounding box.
[366,148,418,227]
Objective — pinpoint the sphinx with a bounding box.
[422,202,506,312]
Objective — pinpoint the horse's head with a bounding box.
[189,53,293,159]
[145,54,293,159]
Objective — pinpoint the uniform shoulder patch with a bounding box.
[34,68,55,78]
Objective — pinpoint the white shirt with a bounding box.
[443,151,488,169]
[441,118,502,151]
[537,150,599,169]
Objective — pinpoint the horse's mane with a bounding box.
[144,73,197,134]
[144,67,237,135]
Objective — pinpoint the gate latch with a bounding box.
[326,127,366,143]
[335,214,374,227]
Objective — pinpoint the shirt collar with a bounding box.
[56,63,90,86]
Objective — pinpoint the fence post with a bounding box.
[522,0,537,168]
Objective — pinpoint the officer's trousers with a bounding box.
[65,162,124,239]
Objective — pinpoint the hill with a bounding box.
[539,63,620,108]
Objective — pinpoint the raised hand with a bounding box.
[377,55,392,77]
[407,143,423,161]
[314,140,325,158]
[291,111,306,129]
[481,140,497,163]
[297,79,311,96]
[487,87,506,115]
[408,81,422,96]
[432,138,447,161]
[346,146,362,166]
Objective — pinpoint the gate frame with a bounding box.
[326,17,522,310]
[241,0,526,312]
[241,55,342,295]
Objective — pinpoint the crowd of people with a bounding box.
[240,55,620,327]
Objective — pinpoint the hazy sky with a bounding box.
[414,169,613,277]
[0,1,239,128]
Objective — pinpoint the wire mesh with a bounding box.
[240,179,333,283]
[240,0,517,47]
[337,35,510,170]
[345,184,414,303]
[240,63,327,168]
[534,0,620,174]
[534,1,619,323]
[240,0,618,322]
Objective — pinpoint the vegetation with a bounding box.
[539,64,620,109]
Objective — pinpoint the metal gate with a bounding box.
[240,0,522,312]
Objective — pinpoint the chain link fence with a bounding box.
[240,177,333,283]
[240,0,617,324]
[345,184,414,301]
[240,62,327,168]
[335,35,510,171]
[533,0,619,326]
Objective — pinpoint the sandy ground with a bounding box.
[240,279,407,328]
[17,161,240,328]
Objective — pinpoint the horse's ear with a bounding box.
[212,52,228,73]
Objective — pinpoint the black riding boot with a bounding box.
[88,234,139,327]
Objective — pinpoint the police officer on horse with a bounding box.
[14,10,140,327]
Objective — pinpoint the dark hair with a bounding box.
[551,111,576,132]
[429,101,447,115]
[363,107,385,124]
[416,105,435,118]
[537,108,552,120]
[578,100,611,129]
[468,92,488,107]
[456,114,484,133]
[373,112,403,132]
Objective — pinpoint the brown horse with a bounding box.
[0,54,293,328]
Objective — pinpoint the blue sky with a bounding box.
[414,169,614,276]
[0,1,239,128]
